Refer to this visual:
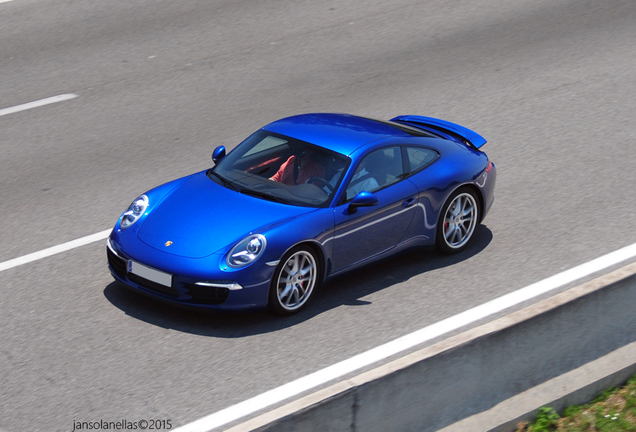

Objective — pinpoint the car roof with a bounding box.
[261,113,417,156]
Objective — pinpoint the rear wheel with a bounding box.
[436,187,479,254]
[268,246,320,315]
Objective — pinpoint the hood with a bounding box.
[137,172,316,258]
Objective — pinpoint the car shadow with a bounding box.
[103,225,493,337]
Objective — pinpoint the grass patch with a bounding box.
[518,374,636,431]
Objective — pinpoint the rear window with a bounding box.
[405,147,438,173]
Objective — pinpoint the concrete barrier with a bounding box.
[225,262,636,432]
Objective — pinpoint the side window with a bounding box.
[345,147,404,200]
[405,147,438,173]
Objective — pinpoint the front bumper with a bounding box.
[106,236,272,310]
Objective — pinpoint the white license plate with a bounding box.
[128,260,172,287]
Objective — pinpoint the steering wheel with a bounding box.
[305,177,334,192]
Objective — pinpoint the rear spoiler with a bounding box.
[390,115,487,149]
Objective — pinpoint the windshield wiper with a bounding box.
[208,170,238,191]
[239,188,291,204]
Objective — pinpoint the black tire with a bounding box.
[436,187,480,254]
[268,245,321,315]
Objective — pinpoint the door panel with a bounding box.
[332,180,419,272]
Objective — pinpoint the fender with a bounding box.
[390,115,487,149]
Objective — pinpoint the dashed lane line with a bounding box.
[0,94,78,118]
[0,230,111,273]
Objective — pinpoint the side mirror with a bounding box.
[348,191,379,211]
[212,146,226,164]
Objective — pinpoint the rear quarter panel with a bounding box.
[407,138,490,240]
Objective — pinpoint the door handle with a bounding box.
[402,197,416,207]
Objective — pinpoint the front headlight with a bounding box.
[227,234,267,268]
[120,195,148,229]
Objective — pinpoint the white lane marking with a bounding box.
[0,230,111,272]
[173,242,636,432]
[0,0,14,4]
[0,94,78,118]
[1,224,635,430]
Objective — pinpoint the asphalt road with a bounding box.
[1,0,636,431]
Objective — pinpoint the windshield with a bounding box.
[209,131,350,207]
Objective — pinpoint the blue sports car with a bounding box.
[107,113,496,314]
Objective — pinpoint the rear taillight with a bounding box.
[485,160,493,172]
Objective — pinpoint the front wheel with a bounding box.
[436,187,480,254]
[268,246,321,315]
